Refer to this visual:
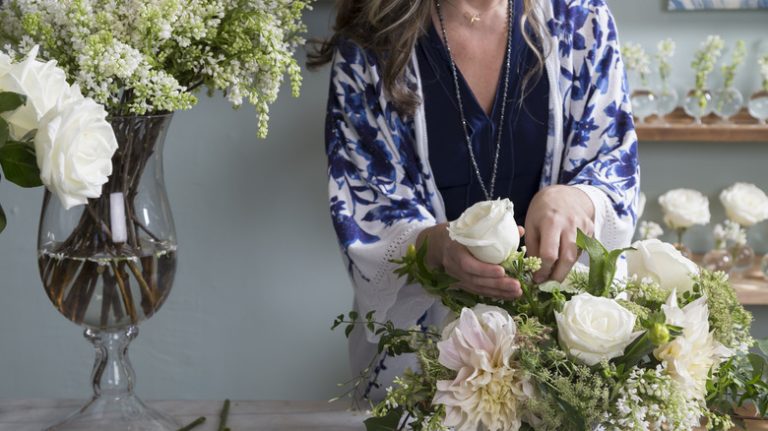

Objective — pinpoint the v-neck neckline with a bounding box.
[427,0,518,122]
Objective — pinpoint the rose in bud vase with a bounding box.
[720,183,768,274]
[658,188,711,258]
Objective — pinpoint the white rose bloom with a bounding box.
[555,293,641,366]
[448,199,519,264]
[34,97,117,210]
[434,305,534,431]
[658,188,710,229]
[719,183,768,227]
[626,239,699,293]
[0,51,11,76]
[654,291,732,400]
[0,45,72,140]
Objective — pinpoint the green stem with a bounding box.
[217,399,231,431]
[177,417,206,431]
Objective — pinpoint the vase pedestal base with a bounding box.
[44,395,180,431]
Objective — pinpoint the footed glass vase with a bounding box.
[748,90,768,124]
[37,114,179,430]
[713,86,744,123]
[683,89,713,125]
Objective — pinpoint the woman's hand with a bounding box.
[416,224,523,300]
[524,185,595,283]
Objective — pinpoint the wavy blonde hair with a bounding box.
[308,0,549,116]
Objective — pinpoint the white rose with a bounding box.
[658,188,710,229]
[434,305,533,431]
[719,183,768,227]
[626,239,699,293]
[0,46,72,140]
[448,199,519,264]
[0,51,11,76]
[34,97,117,210]
[555,293,641,366]
[654,291,732,400]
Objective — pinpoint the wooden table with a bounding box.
[0,400,367,431]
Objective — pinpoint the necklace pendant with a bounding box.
[464,11,481,24]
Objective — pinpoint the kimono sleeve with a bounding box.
[325,40,437,340]
[560,0,641,251]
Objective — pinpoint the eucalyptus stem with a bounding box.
[218,399,231,431]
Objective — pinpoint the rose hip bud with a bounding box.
[649,323,671,346]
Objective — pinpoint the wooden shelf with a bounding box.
[636,108,768,142]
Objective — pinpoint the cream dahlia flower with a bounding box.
[433,305,534,431]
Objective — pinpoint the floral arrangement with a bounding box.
[0,0,312,137]
[720,40,746,90]
[0,46,116,233]
[691,35,725,107]
[760,55,768,92]
[622,42,651,87]
[719,182,768,228]
[334,199,768,431]
[656,39,676,93]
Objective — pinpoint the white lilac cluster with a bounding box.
[691,35,725,100]
[0,0,311,137]
[602,365,704,431]
[621,42,651,86]
[713,220,746,248]
[656,39,676,85]
[721,40,746,90]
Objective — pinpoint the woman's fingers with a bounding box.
[447,242,505,278]
[550,229,579,282]
[533,226,561,283]
[454,280,521,300]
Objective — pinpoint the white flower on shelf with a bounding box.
[639,221,664,240]
[719,182,768,227]
[654,290,732,400]
[626,239,699,293]
[555,293,641,366]
[658,188,711,229]
[434,305,534,431]
[448,199,520,265]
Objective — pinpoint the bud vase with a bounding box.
[683,89,712,125]
[713,86,744,123]
[37,114,179,430]
[748,90,768,125]
[655,86,678,124]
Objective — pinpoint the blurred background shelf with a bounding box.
[636,108,768,142]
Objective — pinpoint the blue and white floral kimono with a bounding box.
[325,0,639,398]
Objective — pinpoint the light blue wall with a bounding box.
[0,0,766,401]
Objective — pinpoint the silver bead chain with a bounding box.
[435,0,514,201]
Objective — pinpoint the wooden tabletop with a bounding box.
[0,399,367,431]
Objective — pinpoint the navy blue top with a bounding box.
[417,0,549,225]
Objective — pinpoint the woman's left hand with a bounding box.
[524,185,595,283]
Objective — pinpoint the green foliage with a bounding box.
[0,92,26,113]
[576,229,633,297]
[364,408,403,431]
[0,141,42,188]
[694,269,753,349]
[707,346,768,424]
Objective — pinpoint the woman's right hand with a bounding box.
[415,223,522,300]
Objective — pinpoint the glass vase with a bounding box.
[702,248,734,273]
[683,89,713,125]
[729,242,755,274]
[748,90,768,125]
[631,89,657,125]
[655,85,678,123]
[713,86,744,123]
[37,114,179,431]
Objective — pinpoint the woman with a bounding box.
[311,0,639,399]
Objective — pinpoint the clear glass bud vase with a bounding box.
[748,90,768,124]
[37,114,179,430]
[683,89,713,125]
[713,86,744,123]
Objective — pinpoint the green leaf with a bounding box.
[0,92,26,114]
[0,202,6,234]
[0,142,42,188]
[575,229,633,297]
[364,408,403,431]
[0,117,8,147]
[757,339,768,356]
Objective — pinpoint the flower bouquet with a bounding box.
[334,200,768,431]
